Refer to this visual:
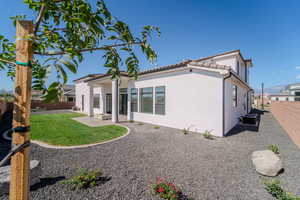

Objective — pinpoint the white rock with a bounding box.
[252,150,283,177]
[0,160,42,195]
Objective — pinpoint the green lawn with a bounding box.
[30,113,127,146]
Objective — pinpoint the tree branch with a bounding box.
[34,2,46,35]
[33,42,143,56]
[0,58,16,65]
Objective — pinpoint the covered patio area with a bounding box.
[79,73,133,123]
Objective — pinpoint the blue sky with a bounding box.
[1,0,300,91]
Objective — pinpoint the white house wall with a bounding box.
[75,81,90,113]
[93,87,103,114]
[224,80,249,135]
[212,55,248,83]
[130,68,224,137]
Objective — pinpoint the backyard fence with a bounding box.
[0,100,74,116]
[31,100,74,110]
[0,100,13,116]
[271,102,300,147]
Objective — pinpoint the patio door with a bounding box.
[105,89,128,115]
[119,88,127,115]
[81,95,84,111]
[106,94,112,114]
[119,94,128,115]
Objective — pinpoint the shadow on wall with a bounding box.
[226,108,266,137]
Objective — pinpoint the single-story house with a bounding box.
[74,50,254,137]
[32,85,76,102]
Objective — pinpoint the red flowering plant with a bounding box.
[150,177,182,200]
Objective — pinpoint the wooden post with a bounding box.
[261,83,264,111]
[9,20,33,200]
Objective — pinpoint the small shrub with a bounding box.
[263,179,300,200]
[202,130,214,140]
[154,126,160,129]
[128,120,134,123]
[150,177,182,200]
[137,122,144,125]
[268,144,280,154]
[62,169,102,190]
[182,128,189,135]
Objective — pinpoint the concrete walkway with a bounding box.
[72,115,127,127]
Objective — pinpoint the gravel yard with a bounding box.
[1,111,299,200]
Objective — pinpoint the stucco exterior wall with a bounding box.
[93,87,103,114]
[212,55,248,83]
[129,68,224,137]
[75,81,90,113]
[224,80,249,134]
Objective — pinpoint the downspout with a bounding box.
[222,72,232,137]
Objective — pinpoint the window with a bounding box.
[131,88,138,112]
[245,66,248,83]
[68,97,74,102]
[237,61,240,75]
[140,87,153,113]
[93,94,100,108]
[155,86,165,115]
[243,93,246,110]
[286,97,289,101]
[276,97,279,101]
[81,95,84,111]
[233,85,237,107]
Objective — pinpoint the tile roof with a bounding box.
[139,60,191,75]
[73,73,104,82]
[83,71,129,82]
[75,50,251,82]
[139,50,247,75]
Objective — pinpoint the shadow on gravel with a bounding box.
[96,176,112,185]
[29,175,112,191]
[226,109,263,137]
[178,193,195,200]
[31,176,66,191]
[0,140,11,166]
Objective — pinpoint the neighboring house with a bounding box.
[32,85,76,102]
[74,50,254,137]
[269,82,300,102]
[60,85,76,102]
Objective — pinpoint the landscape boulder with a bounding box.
[252,150,283,177]
[0,160,41,195]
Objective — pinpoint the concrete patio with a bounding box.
[72,115,128,127]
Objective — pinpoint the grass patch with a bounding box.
[137,122,144,125]
[182,128,189,135]
[268,144,280,154]
[202,130,214,140]
[31,113,127,146]
[153,126,160,129]
[61,169,103,190]
[263,179,300,200]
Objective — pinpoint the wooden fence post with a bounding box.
[9,20,33,200]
